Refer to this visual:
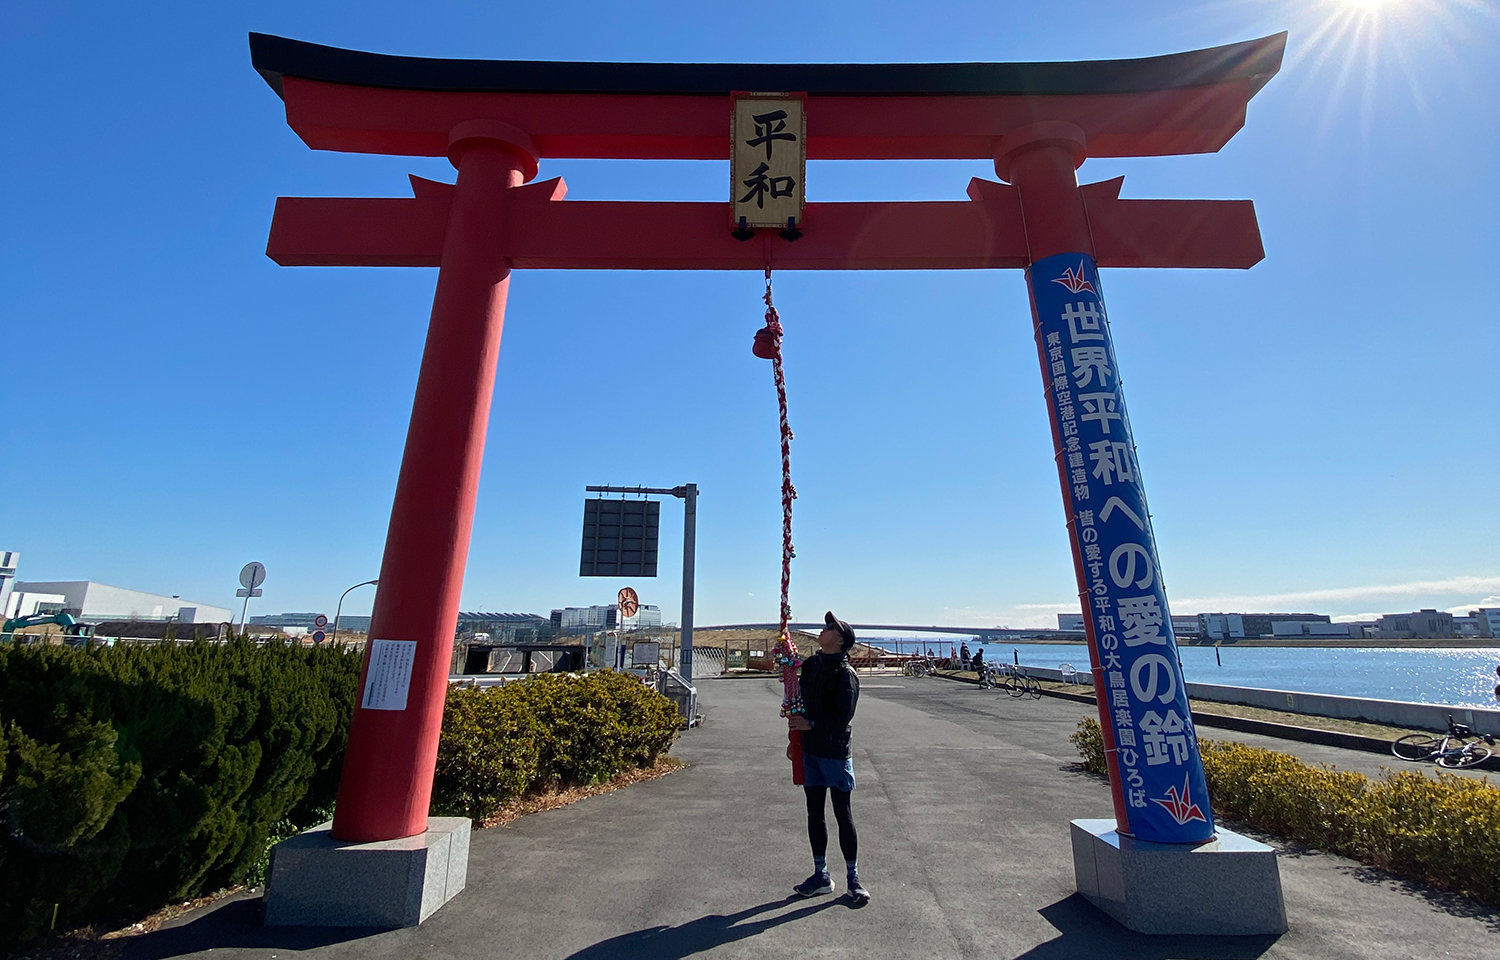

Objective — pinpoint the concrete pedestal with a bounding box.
[264,817,470,927]
[1070,819,1286,936]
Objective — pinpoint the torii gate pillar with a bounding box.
[332,122,537,845]
[1000,125,1285,935]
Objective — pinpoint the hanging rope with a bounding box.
[754,267,804,782]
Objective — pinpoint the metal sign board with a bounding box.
[580,498,659,577]
[239,561,267,590]
[731,96,805,229]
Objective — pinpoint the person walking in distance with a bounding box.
[788,611,870,905]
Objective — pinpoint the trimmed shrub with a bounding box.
[431,685,541,820]
[0,640,361,944]
[1199,739,1368,853]
[596,670,684,767]
[1068,713,1107,775]
[1069,717,1500,908]
[1356,769,1500,906]
[432,671,681,822]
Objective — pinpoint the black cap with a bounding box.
[824,611,857,652]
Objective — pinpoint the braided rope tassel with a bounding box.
[763,272,802,720]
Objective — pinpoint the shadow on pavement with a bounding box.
[1013,895,1281,960]
[1342,865,1500,934]
[115,896,386,959]
[563,895,840,959]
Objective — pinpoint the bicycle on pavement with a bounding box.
[999,665,1043,700]
[1391,715,1496,768]
[902,657,935,678]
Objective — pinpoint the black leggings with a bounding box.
[804,785,858,865]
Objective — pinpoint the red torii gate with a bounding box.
[251,32,1283,887]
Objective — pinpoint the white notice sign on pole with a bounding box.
[361,639,418,711]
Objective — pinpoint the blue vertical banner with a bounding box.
[1028,251,1215,844]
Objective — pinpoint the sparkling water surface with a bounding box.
[871,641,1500,709]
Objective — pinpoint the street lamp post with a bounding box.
[331,579,379,645]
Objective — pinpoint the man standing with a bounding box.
[787,611,870,905]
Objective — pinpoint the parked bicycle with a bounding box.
[1001,665,1043,700]
[1391,715,1495,768]
[902,657,934,678]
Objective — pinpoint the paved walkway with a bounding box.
[118,677,1498,959]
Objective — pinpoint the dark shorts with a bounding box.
[804,753,856,791]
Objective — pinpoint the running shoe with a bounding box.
[794,873,834,896]
[847,878,871,906]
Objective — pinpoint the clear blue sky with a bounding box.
[5,0,1497,628]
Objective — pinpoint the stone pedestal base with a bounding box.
[264,817,470,927]
[1070,819,1286,936]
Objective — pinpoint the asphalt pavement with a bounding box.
[115,676,1499,960]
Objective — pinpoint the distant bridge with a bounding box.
[697,622,1086,642]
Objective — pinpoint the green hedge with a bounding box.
[0,644,681,946]
[0,640,361,944]
[432,671,680,821]
[1070,717,1500,907]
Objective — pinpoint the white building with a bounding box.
[0,551,18,620]
[6,580,230,624]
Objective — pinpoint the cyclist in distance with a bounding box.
[972,647,986,683]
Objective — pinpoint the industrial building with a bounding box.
[1055,612,1198,636]
[1467,608,1500,639]
[1375,609,1455,640]
[1057,610,1354,639]
[5,579,230,624]
[551,603,663,636]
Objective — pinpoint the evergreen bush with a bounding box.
[431,685,541,820]
[0,640,361,944]
[431,671,680,822]
[0,643,679,946]
[1070,717,1500,908]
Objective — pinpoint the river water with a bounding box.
[871,640,1500,709]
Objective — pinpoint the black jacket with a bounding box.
[799,652,860,758]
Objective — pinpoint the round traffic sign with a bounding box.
[312,630,327,644]
[239,562,267,590]
[314,614,329,628]
[618,587,640,619]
